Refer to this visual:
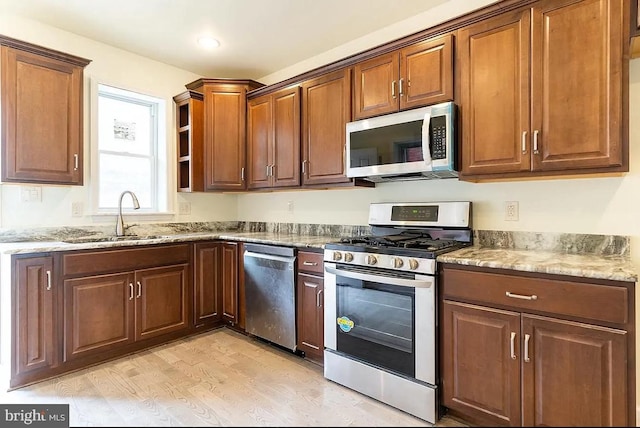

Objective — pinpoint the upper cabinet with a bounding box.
[0,36,91,185]
[186,78,263,191]
[353,34,453,120]
[173,90,204,192]
[630,1,640,58]
[246,86,300,189]
[459,0,627,179]
[300,68,353,186]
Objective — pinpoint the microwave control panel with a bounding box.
[430,116,447,160]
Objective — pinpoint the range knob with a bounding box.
[333,251,343,261]
[392,257,404,269]
[344,252,354,262]
[408,259,419,270]
[366,255,378,265]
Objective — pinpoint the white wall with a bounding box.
[0,14,238,228]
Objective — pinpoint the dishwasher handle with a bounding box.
[244,250,296,264]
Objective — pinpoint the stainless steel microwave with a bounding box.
[345,101,457,182]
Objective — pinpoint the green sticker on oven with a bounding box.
[337,316,355,333]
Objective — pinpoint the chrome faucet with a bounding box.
[116,190,140,236]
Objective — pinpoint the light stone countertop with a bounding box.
[0,230,338,255]
[0,226,636,283]
[437,246,637,283]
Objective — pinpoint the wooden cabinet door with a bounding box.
[194,242,222,328]
[221,242,239,324]
[135,264,189,341]
[521,314,627,427]
[63,273,134,362]
[203,84,247,190]
[248,87,301,189]
[1,46,85,184]
[13,256,55,379]
[399,34,454,110]
[296,272,324,363]
[247,93,272,189]
[301,68,351,185]
[442,300,521,427]
[459,8,531,176]
[530,0,624,172]
[353,52,399,119]
[271,86,300,188]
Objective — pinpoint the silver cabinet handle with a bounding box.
[521,131,528,154]
[399,78,404,96]
[302,160,307,175]
[303,261,318,266]
[266,164,271,177]
[317,289,323,308]
[506,291,538,301]
[391,80,396,98]
[241,167,245,181]
[510,331,517,360]
[136,281,142,298]
[533,130,540,154]
[129,283,134,300]
[270,164,275,177]
[46,270,51,291]
[73,154,79,170]
[524,333,531,362]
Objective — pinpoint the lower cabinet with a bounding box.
[222,242,239,325]
[63,264,189,362]
[193,242,223,328]
[58,244,192,371]
[296,250,324,364]
[193,241,243,330]
[440,265,634,427]
[12,254,56,387]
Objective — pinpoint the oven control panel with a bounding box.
[324,250,436,275]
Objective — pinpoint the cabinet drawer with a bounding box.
[63,244,191,277]
[442,267,629,325]
[297,251,324,274]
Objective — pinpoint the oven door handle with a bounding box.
[324,265,433,289]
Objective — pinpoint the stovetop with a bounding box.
[325,232,469,259]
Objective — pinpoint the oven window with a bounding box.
[335,273,415,378]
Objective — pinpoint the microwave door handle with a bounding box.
[421,108,433,168]
[324,265,433,289]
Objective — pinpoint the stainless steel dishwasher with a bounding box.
[243,243,297,351]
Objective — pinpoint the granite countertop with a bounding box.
[0,223,636,284]
[438,246,637,283]
[0,230,339,255]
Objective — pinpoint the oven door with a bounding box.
[324,262,435,385]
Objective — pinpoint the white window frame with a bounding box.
[90,79,172,220]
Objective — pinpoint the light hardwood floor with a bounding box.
[0,328,466,427]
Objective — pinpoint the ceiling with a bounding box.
[0,0,450,79]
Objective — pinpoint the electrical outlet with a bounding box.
[178,201,191,215]
[71,202,83,217]
[505,201,519,221]
[287,201,294,213]
[21,186,42,202]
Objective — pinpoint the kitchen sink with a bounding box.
[62,235,165,244]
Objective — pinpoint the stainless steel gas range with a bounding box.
[323,201,472,424]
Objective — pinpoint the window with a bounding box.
[94,84,168,213]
